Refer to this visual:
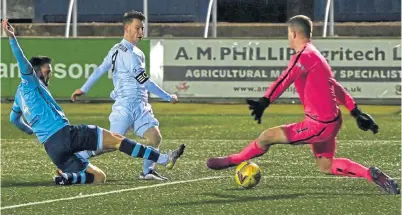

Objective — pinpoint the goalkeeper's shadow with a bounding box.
[163,193,304,206]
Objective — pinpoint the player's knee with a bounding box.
[92,170,106,184]
[143,126,162,148]
[257,129,276,146]
[112,132,125,140]
[257,131,274,146]
[155,134,162,147]
[257,127,285,146]
[147,133,162,147]
[144,128,162,147]
[102,129,126,150]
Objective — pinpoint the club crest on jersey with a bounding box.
[135,71,149,84]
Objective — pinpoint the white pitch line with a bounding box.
[262,175,402,180]
[2,175,401,210]
[1,139,401,141]
[2,139,401,144]
[0,176,225,210]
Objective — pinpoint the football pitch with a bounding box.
[1,102,401,215]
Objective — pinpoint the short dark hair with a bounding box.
[123,10,146,26]
[29,56,52,74]
[288,15,313,39]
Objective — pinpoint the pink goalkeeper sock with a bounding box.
[228,140,267,164]
[331,158,372,182]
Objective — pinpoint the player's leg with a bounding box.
[138,126,167,180]
[74,103,133,161]
[309,117,371,179]
[207,119,330,170]
[313,138,400,194]
[64,123,174,167]
[133,103,166,180]
[312,138,371,177]
[44,126,106,185]
[227,125,288,162]
[207,125,290,170]
[54,158,106,185]
[101,127,185,169]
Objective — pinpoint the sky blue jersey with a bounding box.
[9,38,69,143]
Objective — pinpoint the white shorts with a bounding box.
[108,101,159,137]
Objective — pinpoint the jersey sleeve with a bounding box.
[263,52,307,103]
[9,38,39,89]
[12,100,21,113]
[330,78,356,111]
[80,50,113,93]
[144,80,172,102]
[9,101,33,134]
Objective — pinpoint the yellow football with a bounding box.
[235,161,261,189]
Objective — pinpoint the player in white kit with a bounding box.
[71,11,178,180]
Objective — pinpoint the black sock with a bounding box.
[61,172,95,184]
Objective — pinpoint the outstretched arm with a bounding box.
[80,55,112,93]
[247,53,308,124]
[144,79,174,102]
[71,53,112,101]
[264,60,306,103]
[3,19,38,88]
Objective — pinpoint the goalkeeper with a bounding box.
[207,15,399,195]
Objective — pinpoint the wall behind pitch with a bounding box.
[1,38,150,100]
[151,38,401,102]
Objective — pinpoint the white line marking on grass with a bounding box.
[263,175,402,180]
[0,176,225,210]
[167,140,402,145]
[2,139,401,144]
[3,174,401,210]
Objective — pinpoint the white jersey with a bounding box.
[109,40,148,103]
[81,39,166,104]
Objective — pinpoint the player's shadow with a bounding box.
[307,192,389,196]
[1,180,55,187]
[1,179,130,187]
[224,185,386,196]
[164,193,304,206]
[224,186,385,196]
[1,179,132,187]
[268,184,388,196]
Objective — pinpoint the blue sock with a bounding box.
[143,147,158,174]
